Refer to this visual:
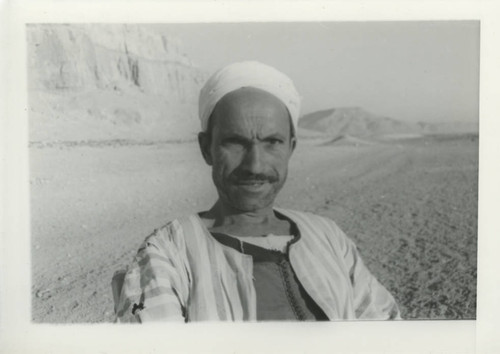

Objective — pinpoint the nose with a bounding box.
[241,143,264,174]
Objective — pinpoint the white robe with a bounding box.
[113,208,401,322]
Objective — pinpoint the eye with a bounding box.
[221,137,248,150]
[266,138,284,145]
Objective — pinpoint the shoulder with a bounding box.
[114,216,195,321]
[137,214,199,256]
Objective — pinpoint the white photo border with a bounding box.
[2,1,499,353]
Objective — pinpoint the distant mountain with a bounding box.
[298,107,478,139]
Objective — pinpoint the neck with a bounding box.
[208,200,276,227]
[201,200,292,237]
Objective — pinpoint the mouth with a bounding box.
[235,179,267,185]
[233,180,270,192]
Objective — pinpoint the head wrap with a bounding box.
[198,61,301,134]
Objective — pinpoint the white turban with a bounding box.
[198,61,301,134]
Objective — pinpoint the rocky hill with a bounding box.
[299,107,478,140]
[27,24,206,143]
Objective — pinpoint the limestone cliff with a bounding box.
[27,24,206,142]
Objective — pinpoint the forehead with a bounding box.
[210,87,291,136]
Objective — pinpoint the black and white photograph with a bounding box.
[2,1,500,353]
[28,21,478,323]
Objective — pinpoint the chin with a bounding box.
[232,200,270,212]
[226,194,274,212]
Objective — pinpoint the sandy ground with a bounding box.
[30,135,478,322]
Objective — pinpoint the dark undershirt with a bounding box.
[210,232,328,321]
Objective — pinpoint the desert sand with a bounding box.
[30,135,478,322]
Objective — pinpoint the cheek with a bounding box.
[270,148,292,169]
[211,148,243,176]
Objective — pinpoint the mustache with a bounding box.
[229,170,279,183]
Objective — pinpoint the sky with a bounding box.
[155,21,479,123]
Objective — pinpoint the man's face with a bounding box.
[200,87,296,212]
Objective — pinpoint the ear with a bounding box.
[289,136,297,155]
[198,132,213,166]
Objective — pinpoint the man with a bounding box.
[113,61,400,322]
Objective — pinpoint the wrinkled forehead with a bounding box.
[210,87,293,136]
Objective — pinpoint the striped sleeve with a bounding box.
[326,219,401,320]
[114,222,191,322]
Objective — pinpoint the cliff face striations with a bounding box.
[28,24,206,142]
